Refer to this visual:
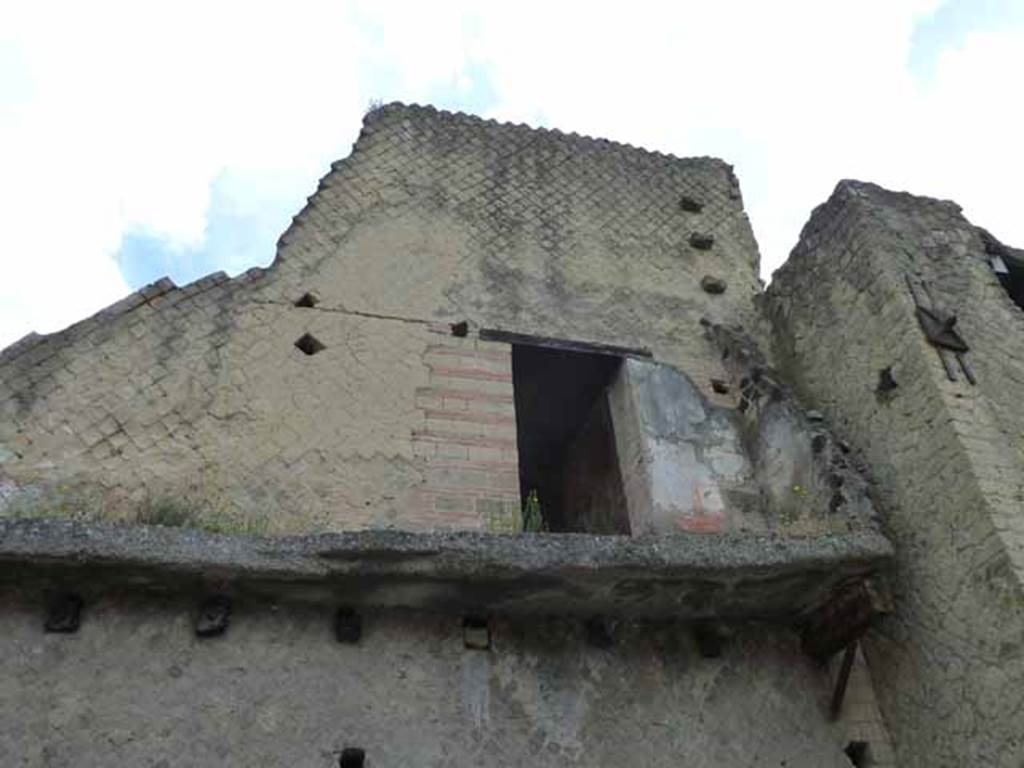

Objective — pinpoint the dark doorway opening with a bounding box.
[843,740,872,767]
[510,342,630,534]
[994,252,1024,312]
[982,229,1024,312]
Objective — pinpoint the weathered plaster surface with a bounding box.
[609,355,880,537]
[768,180,1024,768]
[0,591,881,768]
[611,359,754,535]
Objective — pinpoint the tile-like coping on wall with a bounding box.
[0,518,892,621]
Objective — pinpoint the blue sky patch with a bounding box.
[909,0,1024,80]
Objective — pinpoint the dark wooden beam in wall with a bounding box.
[479,328,652,359]
[830,642,859,720]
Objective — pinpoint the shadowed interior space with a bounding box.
[511,343,628,534]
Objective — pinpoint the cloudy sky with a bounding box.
[2,0,1022,349]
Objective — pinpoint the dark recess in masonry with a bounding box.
[679,195,704,213]
[339,747,366,768]
[585,616,615,649]
[981,228,1024,312]
[335,607,362,644]
[997,260,1024,311]
[689,232,715,250]
[450,320,469,337]
[701,275,727,295]
[195,596,232,638]
[463,616,491,650]
[294,292,319,308]
[875,367,898,400]
[295,333,326,356]
[843,740,873,767]
[710,378,730,394]
[693,622,726,658]
[44,592,83,633]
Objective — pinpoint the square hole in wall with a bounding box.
[295,333,326,356]
[294,292,319,308]
[44,592,83,633]
[339,747,365,768]
[463,616,491,650]
[843,740,872,767]
[993,252,1024,311]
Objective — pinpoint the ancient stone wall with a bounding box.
[0,108,911,767]
[0,589,887,768]
[0,104,762,535]
[767,180,1024,767]
[606,350,879,537]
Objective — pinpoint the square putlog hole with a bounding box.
[44,592,83,633]
[843,741,872,767]
[295,333,326,356]
[339,747,366,768]
[334,608,362,644]
[463,616,491,650]
[195,596,232,638]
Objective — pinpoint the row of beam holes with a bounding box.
[45,595,618,654]
[45,596,704,658]
[338,748,365,768]
[42,595,872,765]
[42,595,370,765]
[293,292,327,355]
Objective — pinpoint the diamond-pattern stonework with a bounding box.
[0,104,762,534]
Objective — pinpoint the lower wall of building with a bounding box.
[0,591,889,767]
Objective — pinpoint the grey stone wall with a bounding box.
[768,180,1024,768]
[0,107,910,767]
[0,104,763,536]
[0,591,881,768]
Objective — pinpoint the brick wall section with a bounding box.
[768,180,1024,768]
[411,338,521,533]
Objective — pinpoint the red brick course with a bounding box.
[410,339,522,532]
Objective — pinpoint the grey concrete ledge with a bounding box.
[0,518,892,621]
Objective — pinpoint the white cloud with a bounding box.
[0,0,367,348]
[2,0,1021,349]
